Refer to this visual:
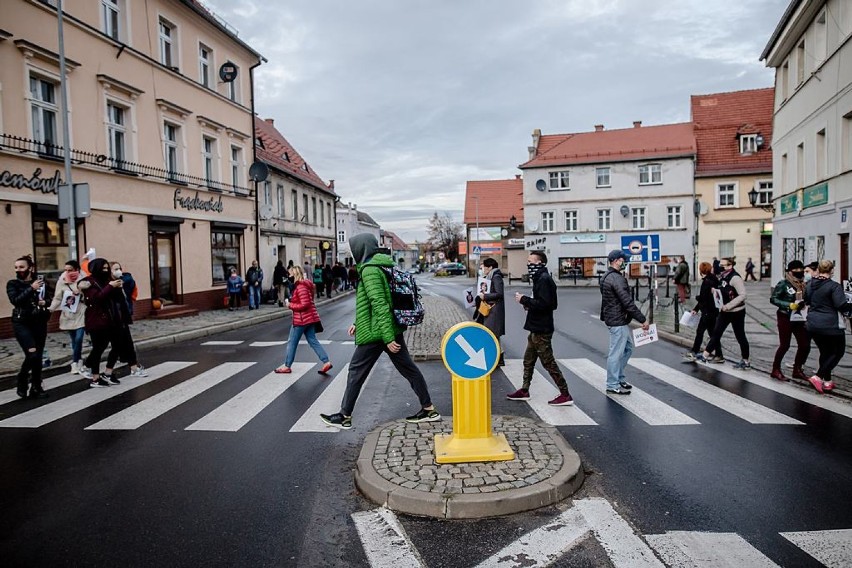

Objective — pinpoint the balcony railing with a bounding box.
[0,133,253,196]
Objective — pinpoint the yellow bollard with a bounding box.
[434,322,514,464]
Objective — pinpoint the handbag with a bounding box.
[314,320,324,333]
[478,301,493,317]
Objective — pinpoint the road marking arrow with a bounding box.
[454,334,487,370]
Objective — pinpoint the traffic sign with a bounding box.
[441,322,500,380]
[621,234,660,263]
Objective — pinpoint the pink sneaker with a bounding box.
[548,393,574,406]
[822,380,835,391]
[808,375,824,394]
[506,388,530,401]
[319,362,333,374]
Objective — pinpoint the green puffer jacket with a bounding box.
[354,253,405,345]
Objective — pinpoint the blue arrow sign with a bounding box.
[441,322,500,380]
[621,234,660,263]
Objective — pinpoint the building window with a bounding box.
[717,183,736,208]
[719,240,735,259]
[199,44,212,88]
[101,0,120,40]
[159,17,176,68]
[302,194,309,222]
[230,146,242,190]
[29,75,59,156]
[631,207,646,230]
[291,190,298,220]
[667,206,682,228]
[541,211,555,233]
[739,134,758,154]
[780,61,790,101]
[597,209,611,231]
[163,122,180,180]
[211,231,241,284]
[549,170,569,190]
[596,167,611,187]
[227,67,240,102]
[781,153,788,191]
[263,181,271,205]
[107,102,128,169]
[755,180,773,206]
[338,230,346,243]
[814,11,827,66]
[319,201,325,227]
[816,129,826,180]
[843,111,852,172]
[277,184,285,217]
[564,210,578,232]
[796,39,805,86]
[202,136,217,186]
[312,197,317,225]
[327,203,332,229]
[796,143,804,188]
[33,217,68,280]
[639,164,661,185]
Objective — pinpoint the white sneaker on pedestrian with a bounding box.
[79,366,93,380]
[70,361,79,375]
[130,365,149,377]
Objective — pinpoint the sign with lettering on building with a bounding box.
[0,168,62,194]
[173,188,224,213]
[779,193,799,215]
[560,233,605,244]
[525,236,547,250]
[802,182,829,209]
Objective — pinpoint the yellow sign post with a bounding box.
[434,322,515,464]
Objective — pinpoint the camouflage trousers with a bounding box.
[522,332,569,395]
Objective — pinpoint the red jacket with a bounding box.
[289,280,320,327]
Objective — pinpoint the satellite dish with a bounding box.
[528,222,540,232]
[535,179,547,192]
[620,205,630,217]
[249,161,269,182]
[258,204,274,220]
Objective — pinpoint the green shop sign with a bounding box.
[779,194,799,215]
[802,182,829,209]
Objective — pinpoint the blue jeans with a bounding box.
[284,324,329,367]
[68,327,85,363]
[248,284,262,308]
[606,325,633,390]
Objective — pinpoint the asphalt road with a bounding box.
[1,274,851,567]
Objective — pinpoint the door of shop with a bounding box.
[149,232,177,302]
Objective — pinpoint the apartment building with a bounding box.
[0,0,262,332]
[254,117,336,277]
[462,176,525,277]
[519,123,696,279]
[692,88,775,278]
[761,0,852,281]
[336,202,381,266]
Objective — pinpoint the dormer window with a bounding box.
[740,134,758,154]
[302,163,309,172]
[283,152,290,162]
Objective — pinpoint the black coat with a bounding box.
[7,277,51,324]
[599,267,646,327]
[273,265,286,286]
[479,269,505,337]
[520,269,557,333]
[693,273,720,317]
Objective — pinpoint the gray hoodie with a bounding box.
[349,233,381,265]
[805,277,848,335]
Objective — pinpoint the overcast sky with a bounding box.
[204,0,788,243]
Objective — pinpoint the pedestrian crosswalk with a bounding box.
[201,339,333,346]
[0,355,848,434]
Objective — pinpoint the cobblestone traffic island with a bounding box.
[355,415,584,519]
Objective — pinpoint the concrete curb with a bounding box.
[353,417,584,519]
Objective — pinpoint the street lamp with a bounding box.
[509,215,517,231]
[747,186,774,213]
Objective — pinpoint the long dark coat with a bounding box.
[480,268,505,337]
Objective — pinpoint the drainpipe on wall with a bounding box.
[249,57,266,268]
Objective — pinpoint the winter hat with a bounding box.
[786,260,804,272]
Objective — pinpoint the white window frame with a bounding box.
[548,170,569,190]
[202,135,218,186]
[564,209,578,232]
[263,181,272,205]
[719,240,735,258]
[595,166,611,187]
[199,43,213,88]
[541,211,555,233]
[338,230,346,243]
[755,180,773,206]
[739,134,758,154]
[320,200,325,227]
[163,121,181,181]
[597,208,611,231]
[106,100,129,168]
[292,189,299,221]
[277,184,285,217]
[230,145,243,191]
[638,163,662,185]
[227,66,241,103]
[666,205,683,229]
[631,207,647,230]
[159,17,177,69]
[29,73,62,156]
[716,182,737,208]
[101,0,121,41]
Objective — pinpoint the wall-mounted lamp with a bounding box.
[192,222,196,229]
[118,214,124,223]
[4,204,11,214]
[747,186,774,213]
[755,134,765,148]
[509,215,517,230]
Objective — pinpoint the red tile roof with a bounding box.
[254,117,334,195]
[691,87,774,177]
[464,177,524,225]
[383,230,407,251]
[520,122,695,168]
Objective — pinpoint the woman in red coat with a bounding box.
[275,265,333,374]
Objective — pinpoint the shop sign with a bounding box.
[507,238,526,247]
[560,233,605,244]
[802,182,829,209]
[0,168,62,194]
[173,188,224,213]
[779,193,799,215]
[525,236,547,250]
[469,227,503,241]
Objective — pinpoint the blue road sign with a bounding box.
[621,234,660,263]
[441,322,500,380]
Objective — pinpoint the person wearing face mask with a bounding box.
[804,261,818,283]
[6,254,52,398]
[768,260,811,381]
[599,249,649,395]
[506,251,574,405]
[475,257,506,366]
[111,261,137,318]
[97,260,147,383]
[697,257,750,368]
[803,259,851,393]
[48,259,87,375]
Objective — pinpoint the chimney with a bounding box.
[327,179,335,191]
[528,128,541,160]
[265,118,274,126]
[633,121,642,128]
[594,124,604,132]
[515,174,521,180]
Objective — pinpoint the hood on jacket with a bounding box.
[88,258,111,284]
[809,277,833,292]
[296,279,316,292]
[349,233,380,264]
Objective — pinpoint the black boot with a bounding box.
[29,384,49,399]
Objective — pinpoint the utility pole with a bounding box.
[57,0,76,261]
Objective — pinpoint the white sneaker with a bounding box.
[130,365,149,377]
[70,361,79,375]
[79,366,93,379]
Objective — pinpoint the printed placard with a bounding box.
[712,288,723,309]
[476,277,492,296]
[463,288,476,309]
[632,324,658,348]
[679,311,700,327]
[61,290,80,313]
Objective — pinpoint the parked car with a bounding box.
[439,262,466,275]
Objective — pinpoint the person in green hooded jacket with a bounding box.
[320,233,440,430]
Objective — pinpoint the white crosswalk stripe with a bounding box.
[249,341,287,347]
[289,363,369,432]
[0,371,82,405]
[186,362,314,432]
[351,508,425,568]
[0,362,196,428]
[645,531,779,567]
[559,358,700,426]
[780,529,852,567]
[201,340,244,346]
[630,359,803,425]
[501,359,597,425]
[86,362,254,430]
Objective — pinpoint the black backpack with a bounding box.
[376,266,425,326]
[718,270,740,304]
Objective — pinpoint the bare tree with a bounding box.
[426,212,463,261]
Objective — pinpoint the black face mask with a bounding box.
[791,271,804,280]
[527,262,544,278]
[15,269,30,280]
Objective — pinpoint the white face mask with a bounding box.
[113,269,122,278]
[804,273,812,282]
